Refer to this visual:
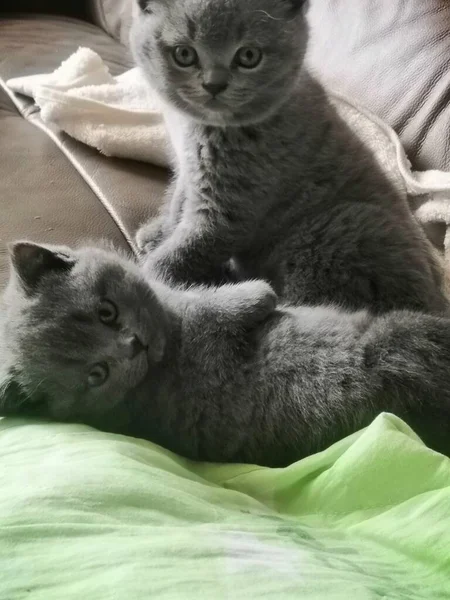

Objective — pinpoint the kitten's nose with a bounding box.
[202,81,228,97]
[126,334,147,360]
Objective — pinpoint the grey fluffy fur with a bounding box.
[1,244,450,466]
[131,0,448,313]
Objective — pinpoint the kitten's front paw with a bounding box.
[141,250,178,284]
[136,216,166,255]
[237,280,278,324]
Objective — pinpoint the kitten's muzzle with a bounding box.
[202,67,228,98]
[124,334,148,360]
[202,81,228,97]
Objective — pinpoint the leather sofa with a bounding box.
[1,0,449,289]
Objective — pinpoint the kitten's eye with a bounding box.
[87,363,109,388]
[172,45,198,68]
[235,47,262,69]
[98,299,118,325]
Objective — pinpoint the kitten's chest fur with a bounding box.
[185,123,287,212]
[174,87,383,230]
[165,85,447,312]
[176,100,379,250]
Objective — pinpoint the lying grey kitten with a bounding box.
[131,0,448,314]
[1,242,450,466]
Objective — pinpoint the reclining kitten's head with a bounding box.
[131,0,308,125]
[0,243,167,422]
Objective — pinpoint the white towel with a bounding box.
[6,47,450,259]
[7,47,169,168]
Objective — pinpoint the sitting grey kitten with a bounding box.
[2,242,450,466]
[131,0,448,314]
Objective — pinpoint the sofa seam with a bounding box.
[0,75,136,256]
[30,116,138,255]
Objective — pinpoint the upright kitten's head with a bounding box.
[0,243,167,422]
[131,0,308,125]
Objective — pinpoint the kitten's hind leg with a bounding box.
[364,311,450,455]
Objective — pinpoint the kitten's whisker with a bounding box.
[253,10,283,21]
[20,377,49,406]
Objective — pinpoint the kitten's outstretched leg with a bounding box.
[136,214,166,254]
[200,280,277,328]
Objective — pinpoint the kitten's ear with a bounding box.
[136,0,154,13]
[0,375,45,417]
[9,242,74,294]
[0,376,23,416]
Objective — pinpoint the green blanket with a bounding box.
[0,413,449,599]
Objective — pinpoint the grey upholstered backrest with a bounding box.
[89,0,450,171]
